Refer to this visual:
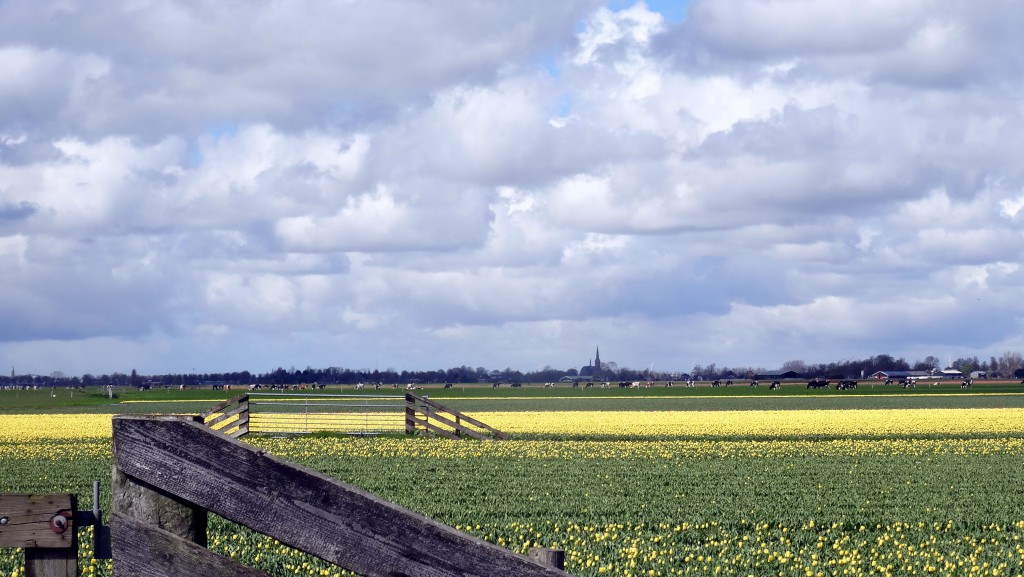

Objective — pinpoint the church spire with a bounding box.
[593,346,602,378]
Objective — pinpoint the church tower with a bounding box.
[593,346,602,379]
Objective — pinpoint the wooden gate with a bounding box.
[201,393,507,439]
[111,415,563,576]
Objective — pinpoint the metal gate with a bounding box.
[247,392,407,435]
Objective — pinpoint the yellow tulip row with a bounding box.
[6,407,1018,442]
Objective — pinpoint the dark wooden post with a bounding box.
[0,493,77,577]
[111,467,208,547]
[529,547,566,570]
[405,393,416,434]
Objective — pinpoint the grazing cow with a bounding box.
[712,380,721,387]
[807,378,829,390]
[837,379,858,390]
[749,380,759,387]
[443,382,453,389]
[618,381,631,388]
[355,383,364,390]
[769,382,780,390]
[511,383,522,388]
[544,383,554,388]
[901,379,914,388]
[726,380,733,386]
[585,382,594,388]
[885,379,894,385]
[961,379,972,389]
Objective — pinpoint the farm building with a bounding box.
[754,370,801,380]
[867,370,931,381]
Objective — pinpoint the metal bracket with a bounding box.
[71,481,111,559]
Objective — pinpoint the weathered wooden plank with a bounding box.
[406,414,464,441]
[226,415,249,438]
[418,408,485,439]
[112,415,571,577]
[414,407,490,440]
[25,546,77,577]
[200,394,249,419]
[0,494,75,549]
[111,513,271,577]
[204,401,247,428]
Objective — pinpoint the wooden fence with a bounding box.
[404,393,509,440]
[110,415,566,576]
[201,392,507,440]
[200,394,249,437]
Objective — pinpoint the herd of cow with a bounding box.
[806,378,860,390]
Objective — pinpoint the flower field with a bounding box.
[1,393,1023,576]
[470,407,1024,438]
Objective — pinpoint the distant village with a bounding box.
[3,349,1023,390]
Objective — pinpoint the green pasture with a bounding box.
[2,379,1023,415]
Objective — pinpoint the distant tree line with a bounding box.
[3,351,1023,388]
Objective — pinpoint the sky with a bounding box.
[3,0,1024,377]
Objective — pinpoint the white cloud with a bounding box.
[1000,194,1024,219]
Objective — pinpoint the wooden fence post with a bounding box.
[111,467,208,548]
[529,548,566,571]
[112,416,208,548]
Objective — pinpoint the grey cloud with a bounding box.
[661,0,1024,89]
[0,0,603,140]
[0,200,37,221]
[0,235,178,341]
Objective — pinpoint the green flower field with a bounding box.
[1,384,1023,576]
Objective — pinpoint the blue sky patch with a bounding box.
[609,0,689,22]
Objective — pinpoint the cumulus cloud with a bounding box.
[2,0,1024,375]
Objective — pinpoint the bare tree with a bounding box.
[998,351,1023,375]
[781,360,806,373]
